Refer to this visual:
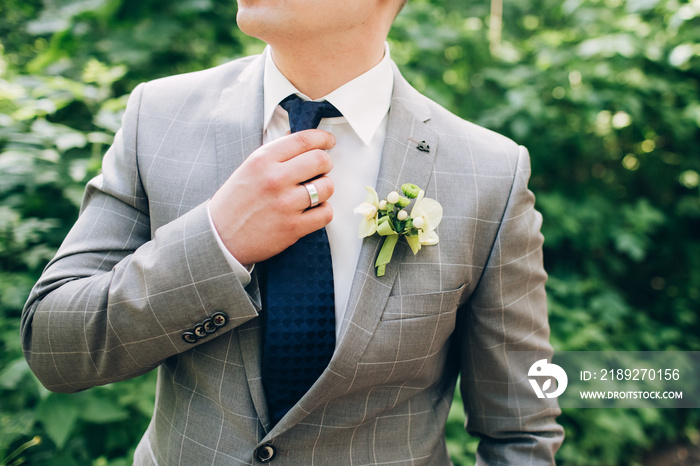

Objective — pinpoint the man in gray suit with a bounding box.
[22,0,564,464]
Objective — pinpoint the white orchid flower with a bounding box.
[407,190,443,254]
[353,186,380,238]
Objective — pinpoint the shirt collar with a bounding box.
[262,43,394,146]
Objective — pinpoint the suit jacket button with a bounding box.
[182,332,197,344]
[255,444,276,463]
[203,318,217,334]
[193,323,207,339]
[212,312,228,327]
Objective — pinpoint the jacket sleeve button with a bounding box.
[254,444,276,463]
[182,332,197,344]
[212,311,228,328]
[193,323,207,339]
[202,318,217,334]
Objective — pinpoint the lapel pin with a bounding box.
[408,137,430,153]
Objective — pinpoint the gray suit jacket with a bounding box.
[22,54,563,465]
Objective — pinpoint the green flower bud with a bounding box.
[401,183,421,199]
[396,196,410,208]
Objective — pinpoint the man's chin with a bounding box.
[236,7,274,42]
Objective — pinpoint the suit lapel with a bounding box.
[266,67,440,435]
[214,55,273,430]
[334,69,438,375]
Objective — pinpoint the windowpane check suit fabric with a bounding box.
[21,54,563,465]
[262,94,342,426]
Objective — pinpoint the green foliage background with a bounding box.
[1,0,698,464]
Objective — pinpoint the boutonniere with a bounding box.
[353,183,443,277]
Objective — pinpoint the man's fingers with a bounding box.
[265,129,336,162]
[211,128,336,265]
[293,202,334,238]
[272,176,333,215]
[298,176,334,211]
[284,148,333,184]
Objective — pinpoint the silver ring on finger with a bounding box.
[304,182,320,208]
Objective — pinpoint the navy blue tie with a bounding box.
[262,94,341,425]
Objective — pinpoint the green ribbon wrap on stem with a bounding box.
[375,219,399,277]
[375,234,399,277]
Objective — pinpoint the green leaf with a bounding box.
[78,394,129,424]
[614,231,646,261]
[35,393,79,449]
[406,234,421,255]
[0,411,35,452]
[0,359,32,390]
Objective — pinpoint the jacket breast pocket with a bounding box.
[380,284,465,322]
[356,285,466,384]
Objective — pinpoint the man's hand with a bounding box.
[209,129,335,267]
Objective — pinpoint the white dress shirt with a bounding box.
[209,45,394,337]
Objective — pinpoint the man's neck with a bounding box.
[269,41,386,101]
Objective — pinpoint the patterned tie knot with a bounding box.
[279,94,342,133]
